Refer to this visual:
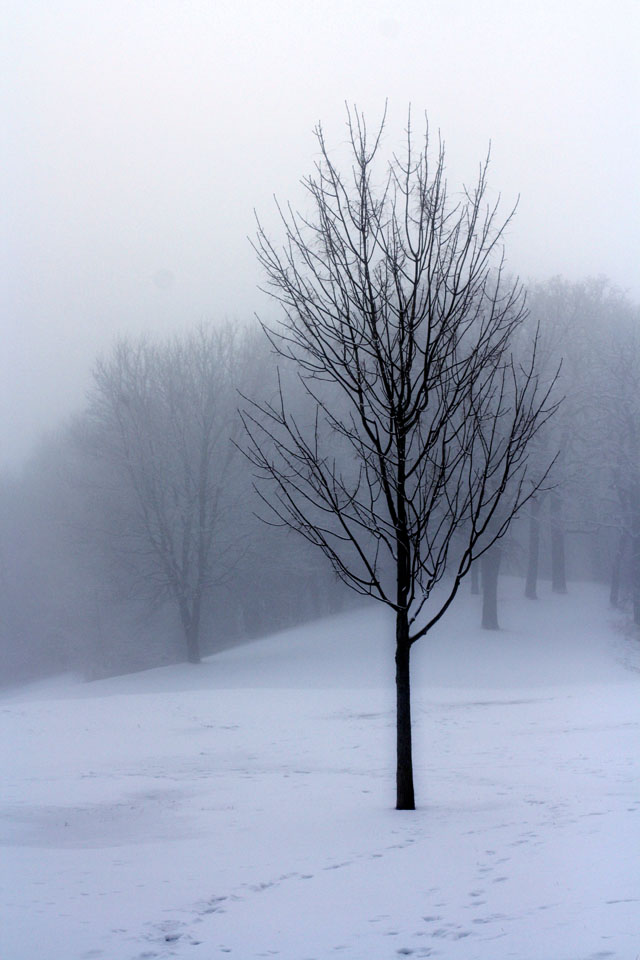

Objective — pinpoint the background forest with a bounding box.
[1,275,638,687]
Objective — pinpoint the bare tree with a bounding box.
[525,278,612,597]
[600,306,640,624]
[243,108,558,810]
[82,324,241,663]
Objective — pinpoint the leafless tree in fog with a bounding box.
[243,108,559,810]
[600,309,640,624]
[84,324,240,663]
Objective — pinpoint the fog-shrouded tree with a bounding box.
[596,294,640,623]
[243,108,559,810]
[80,323,242,664]
[522,277,639,604]
[525,278,611,596]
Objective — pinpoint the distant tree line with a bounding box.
[0,323,351,685]
[474,276,640,630]
[2,273,636,691]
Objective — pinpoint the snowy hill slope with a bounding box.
[2,578,639,960]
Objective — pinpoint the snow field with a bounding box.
[1,579,639,959]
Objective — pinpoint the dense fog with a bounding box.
[3,1,639,467]
[2,2,639,684]
[1,275,639,685]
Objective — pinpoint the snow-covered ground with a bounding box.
[2,579,639,960]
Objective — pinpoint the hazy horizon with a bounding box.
[2,0,639,468]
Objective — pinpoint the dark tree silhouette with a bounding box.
[243,108,558,809]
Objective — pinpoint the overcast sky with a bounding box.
[2,0,639,469]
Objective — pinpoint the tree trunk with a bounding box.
[632,520,640,627]
[395,610,415,811]
[186,620,201,664]
[550,490,567,594]
[470,560,480,595]
[525,497,541,599]
[609,530,627,607]
[179,596,202,664]
[633,559,640,626]
[481,546,502,630]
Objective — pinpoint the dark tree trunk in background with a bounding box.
[179,597,202,664]
[525,497,541,599]
[395,609,415,811]
[482,546,502,630]
[631,500,640,626]
[633,544,640,626]
[550,490,567,593]
[186,623,201,664]
[470,560,480,595]
[609,530,628,608]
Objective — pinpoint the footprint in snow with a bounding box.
[472,913,508,925]
[430,925,472,940]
